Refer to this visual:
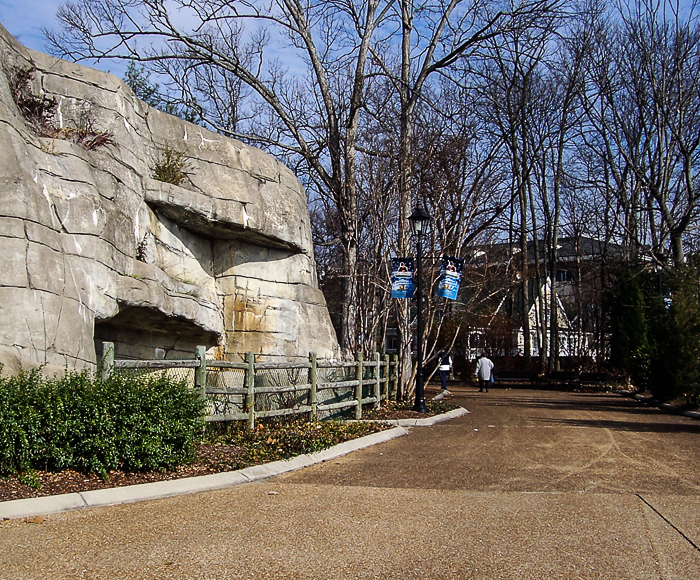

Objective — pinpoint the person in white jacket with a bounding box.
[475,352,494,392]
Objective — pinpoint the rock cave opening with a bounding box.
[94,306,220,361]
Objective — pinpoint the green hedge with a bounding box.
[609,258,700,403]
[0,369,205,479]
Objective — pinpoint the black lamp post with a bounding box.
[409,205,430,413]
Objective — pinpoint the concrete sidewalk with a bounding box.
[1,388,698,579]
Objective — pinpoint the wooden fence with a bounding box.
[99,343,399,429]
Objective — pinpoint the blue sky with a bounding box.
[5,0,699,85]
[1,1,65,54]
[4,0,699,56]
[0,0,126,76]
[0,0,293,79]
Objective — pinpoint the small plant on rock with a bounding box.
[5,64,114,150]
[7,65,57,129]
[153,142,191,185]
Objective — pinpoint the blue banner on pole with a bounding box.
[436,256,463,300]
[391,258,415,299]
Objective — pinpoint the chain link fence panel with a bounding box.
[205,366,246,419]
[103,344,396,425]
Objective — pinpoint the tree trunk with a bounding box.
[519,179,532,364]
[339,235,358,354]
[395,0,416,399]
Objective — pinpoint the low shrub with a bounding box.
[203,418,386,467]
[0,370,204,481]
[0,369,44,476]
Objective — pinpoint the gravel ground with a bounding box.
[1,387,699,580]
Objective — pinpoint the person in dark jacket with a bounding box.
[438,350,453,390]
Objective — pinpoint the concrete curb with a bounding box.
[0,426,409,520]
[619,390,700,420]
[372,406,470,427]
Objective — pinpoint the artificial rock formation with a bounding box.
[0,23,340,374]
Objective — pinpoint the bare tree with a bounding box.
[474,25,550,364]
[367,0,560,392]
[540,12,592,370]
[346,70,514,393]
[582,0,700,267]
[47,0,393,356]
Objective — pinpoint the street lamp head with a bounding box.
[409,205,431,237]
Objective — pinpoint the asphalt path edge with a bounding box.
[619,390,700,420]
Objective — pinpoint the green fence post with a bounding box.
[100,342,114,381]
[373,352,381,409]
[309,351,318,420]
[390,354,399,399]
[195,346,207,400]
[383,354,390,402]
[355,351,364,420]
[246,351,255,431]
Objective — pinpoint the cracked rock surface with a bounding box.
[0,23,339,373]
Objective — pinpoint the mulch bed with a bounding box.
[1,400,451,504]
[0,443,249,503]
[362,406,441,421]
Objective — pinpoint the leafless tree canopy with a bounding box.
[44,0,700,391]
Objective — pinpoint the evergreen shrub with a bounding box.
[610,258,700,403]
[609,274,651,389]
[645,261,700,402]
[0,369,204,479]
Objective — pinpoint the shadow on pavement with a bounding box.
[475,394,658,414]
[525,416,700,434]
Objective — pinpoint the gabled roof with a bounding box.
[467,236,624,265]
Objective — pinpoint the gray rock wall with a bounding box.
[0,23,340,374]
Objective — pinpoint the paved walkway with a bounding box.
[1,387,699,579]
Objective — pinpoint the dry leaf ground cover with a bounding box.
[0,398,458,503]
[0,419,394,502]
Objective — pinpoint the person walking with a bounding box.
[438,350,453,391]
[475,352,494,392]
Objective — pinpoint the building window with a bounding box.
[556,269,572,282]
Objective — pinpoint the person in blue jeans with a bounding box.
[475,352,494,392]
[438,350,452,390]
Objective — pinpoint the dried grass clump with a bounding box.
[7,65,56,128]
[46,126,114,150]
[153,142,191,185]
[6,65,113,151]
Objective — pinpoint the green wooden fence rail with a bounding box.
[100,343,399,430]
